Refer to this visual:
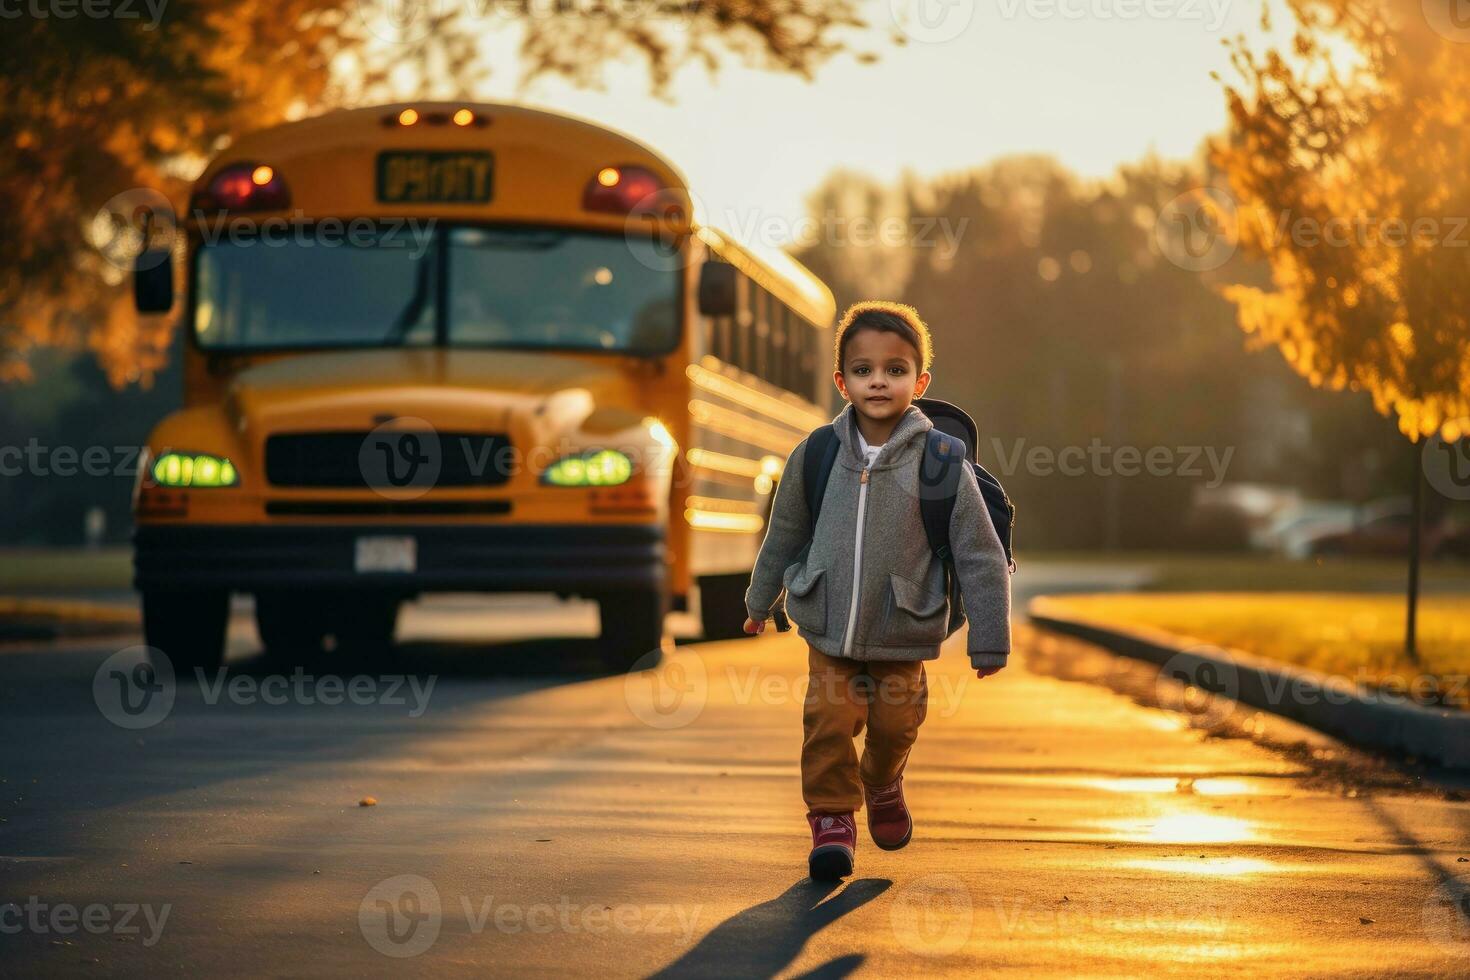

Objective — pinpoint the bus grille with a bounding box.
[265,431,513,488]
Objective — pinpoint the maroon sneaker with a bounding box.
[864,776,913,850]
[806,811,856,880]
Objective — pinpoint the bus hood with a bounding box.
[224,348,653,444]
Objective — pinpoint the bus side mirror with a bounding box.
[134,250,174,314]
[697,261,737,317]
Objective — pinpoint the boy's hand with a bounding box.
[975,665,1003,679]
[742,617,767,635]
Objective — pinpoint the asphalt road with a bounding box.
[2,574,1469,977]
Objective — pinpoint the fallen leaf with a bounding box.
[359,797,377,807]
[1359,917,1374,925]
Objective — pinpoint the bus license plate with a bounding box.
[377,151,494,204]
[355,535,416,573]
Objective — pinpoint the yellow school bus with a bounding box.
[131,101,835,671]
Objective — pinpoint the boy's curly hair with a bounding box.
[832,300,933,375]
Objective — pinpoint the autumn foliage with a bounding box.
[1213,0,1470,440]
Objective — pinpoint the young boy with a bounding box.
[741,300,1012,881]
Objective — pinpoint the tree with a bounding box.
[0,1,865,384]
[1213,0,1470,657]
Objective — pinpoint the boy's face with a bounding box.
[834,328,931,424]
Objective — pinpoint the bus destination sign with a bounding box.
[376,151,494,204]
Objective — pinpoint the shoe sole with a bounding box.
[808,844,854,880]
[869,816,913,851]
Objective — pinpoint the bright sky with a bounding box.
[389,0,1285,246]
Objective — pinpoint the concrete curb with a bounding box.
[0,596,139,642]
[1026,596,1470,771]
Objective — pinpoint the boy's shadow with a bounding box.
[646,877,890,980]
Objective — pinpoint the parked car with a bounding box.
[1305,499,1460,558]
[1253,500,1357,558]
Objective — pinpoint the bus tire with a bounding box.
[254,592,329,662]
[598,588,666,672]
[697,571,755,640]
[143,588,228,674]
[329,595,401,662]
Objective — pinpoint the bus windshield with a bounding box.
[193,224,680,353]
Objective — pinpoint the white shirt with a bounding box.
[855,428,883,467]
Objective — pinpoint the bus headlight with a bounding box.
[541,449,633,487]
[151,451,239,488]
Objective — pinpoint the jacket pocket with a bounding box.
[783,564,828,636]
[880,571,948,645]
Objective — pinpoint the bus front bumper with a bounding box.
[133,523,665,595]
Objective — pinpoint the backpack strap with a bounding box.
[918,429,966,563]
[801,423,840,530]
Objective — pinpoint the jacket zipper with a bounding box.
[840,463,871,656]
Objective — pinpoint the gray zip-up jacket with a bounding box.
[745,403,1012,669]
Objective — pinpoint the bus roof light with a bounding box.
[583,164,666,215]
[398,108,419,126]
[190,162,290,213]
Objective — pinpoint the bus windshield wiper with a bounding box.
[383,252,433,343]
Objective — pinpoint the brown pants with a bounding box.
[801,642,929,813]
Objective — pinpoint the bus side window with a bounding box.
[796,317,815,402]
[770,302,793,393]
[753,289,769,382]
[735,274,752,374]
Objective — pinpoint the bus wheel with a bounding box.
[143,588,228,674]
[697,572,755,640]
[598,589,666,672]
[329,596,401,662]
[254,592,329,662]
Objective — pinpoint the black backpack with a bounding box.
[783,397,1016,639]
